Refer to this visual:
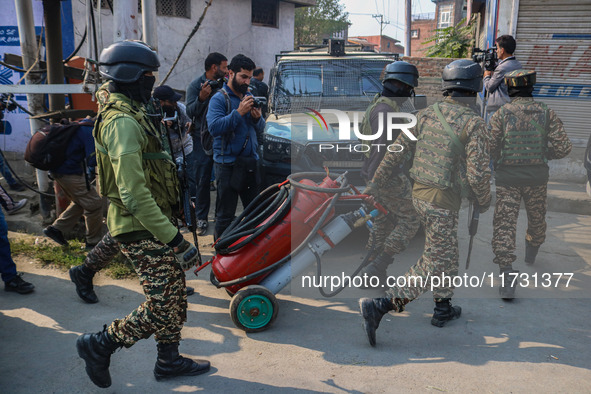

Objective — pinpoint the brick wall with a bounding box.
[402,56,466,103]
[410,19,437,57]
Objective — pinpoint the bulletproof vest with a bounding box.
[93,93,180,215]
[410,101,472,196]
[360,94,399,158]
[497,101,549,166]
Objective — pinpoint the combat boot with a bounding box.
[525,241,539,265]
[357,253,392,289]
[76,326,121,388]
[431,299,462,327]
[153,342,210,381]
[359,297,395,347]
[69,265,98,303]
[499,268,520,300]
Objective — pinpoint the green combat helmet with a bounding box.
[505,69,537,87]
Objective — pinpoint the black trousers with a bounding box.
[214,162,259,240]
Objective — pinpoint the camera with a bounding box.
[207,78,224,90]
[472,46,498,71]
[252,96,267,109]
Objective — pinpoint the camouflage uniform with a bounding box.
[94,84,188,347]
[108,238,187,346]
[490,94,572,269]
[84,232,120,272]
[382,97,491,306]
[363,97,420,257]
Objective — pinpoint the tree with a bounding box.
[294,0,350,48]
[423,16,476,58]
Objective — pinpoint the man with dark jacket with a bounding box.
[206,54,264,239]
[43,118,103,249]
[185,53,228,236]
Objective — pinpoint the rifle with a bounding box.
[163,111,202,266]
[465,201,480,270]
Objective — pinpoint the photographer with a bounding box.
[206,54,264,240]
[185,52,228,236]
[483,35,522,120]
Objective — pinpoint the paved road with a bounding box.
[1,207,591,393]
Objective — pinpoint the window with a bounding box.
[252,0,279,28]
[156,0,190,18]
[438,4,453,29]
[411,29,419,38]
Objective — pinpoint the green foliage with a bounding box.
[9,238,135,278]
[294,0,350,47]
[423,17,476,58]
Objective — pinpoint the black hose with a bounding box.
[63,28,87,64]
[213,172,349,288]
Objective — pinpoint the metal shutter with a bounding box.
[515,0,591,144]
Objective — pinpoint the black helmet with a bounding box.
[99,40,160,83]
[383,61,419,88]
[441,59,483,93]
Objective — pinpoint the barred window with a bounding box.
[252,0,279,28]
[145,0,191,19]
[92,0,111,9]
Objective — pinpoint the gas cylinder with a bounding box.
[211,176,341,295]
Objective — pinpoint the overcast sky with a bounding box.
[340,0,436,42]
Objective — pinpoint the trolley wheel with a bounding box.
[229,285,278,333]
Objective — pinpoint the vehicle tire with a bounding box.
[229,285,279,333]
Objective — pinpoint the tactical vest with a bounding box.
[497,101,549,166]
[93,95,180,215]
[360,94,399,158]
[410,102,471,196]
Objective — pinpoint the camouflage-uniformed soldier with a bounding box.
[490,69,572,300]
[359,61,421,280]
[75,41,210,388]
[359,59,492,346]
[68,91,195,304]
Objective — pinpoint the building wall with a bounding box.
[403,56,464,103]
[354,35,403,54]
[71,0,296,94]
[410,19,437,57]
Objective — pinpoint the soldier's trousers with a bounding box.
[387,198,459,304]
[492,184,547,269]
[107,238,187,346]
[84,232,120,272]
[366,173,420,256]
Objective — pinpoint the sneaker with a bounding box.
[186,286,195,296]
[6,198,27,215]
[5,273,35,294]
[43,225,69,246]
[197,220,208,236]
[9,183,26,192]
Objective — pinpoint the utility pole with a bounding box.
[405,0,411,56]
[372,14,390,52]
[43,0,68,215]
[15,0,52,219]
[114,0,140,41]
[141,0,159,82]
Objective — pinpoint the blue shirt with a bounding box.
[206,84,265,164]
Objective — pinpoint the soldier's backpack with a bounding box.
[200,89,231,156]
[24,121,82,171]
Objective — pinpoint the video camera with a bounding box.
[472,46,498,71]
[208,78,225,90]
[252,96,267,109]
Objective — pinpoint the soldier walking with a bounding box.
[75,41,209,388]
[359,60,492,346]
[359,61,421,281]
[489,69,572,300]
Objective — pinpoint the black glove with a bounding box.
[172,238,199,271]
